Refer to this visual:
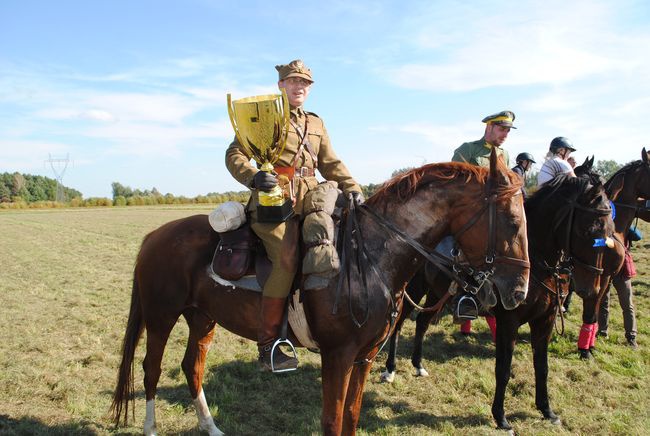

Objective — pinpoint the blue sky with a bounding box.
[1,0,649,198]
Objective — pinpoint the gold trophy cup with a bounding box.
[227,90,294,223]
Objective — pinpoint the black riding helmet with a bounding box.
[550,137,577,153]
[516,152,536,164]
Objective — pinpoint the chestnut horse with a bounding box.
[381,174,615,430]
[573,149,650,358]
[110,150,530,436]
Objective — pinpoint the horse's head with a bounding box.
[527,175,615,298]
[603,147,650,201]
[450,149,530,310]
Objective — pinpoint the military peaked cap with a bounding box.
[482,110,516,129]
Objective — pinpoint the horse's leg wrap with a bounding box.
[577,323,596,350]
[485,315,497,342]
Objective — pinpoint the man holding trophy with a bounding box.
[225,59,363,372]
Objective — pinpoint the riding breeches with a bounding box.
[251,218,298,298]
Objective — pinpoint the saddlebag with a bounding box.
[212,223,257,281]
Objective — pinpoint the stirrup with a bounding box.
[270,338,298,373]
[456,295,478,320]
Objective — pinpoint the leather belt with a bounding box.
[275,166,315,179]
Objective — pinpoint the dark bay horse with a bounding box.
[573,149,650,357]
[110,150,530,436]
[382,174,615,431]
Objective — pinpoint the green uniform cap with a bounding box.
[482,110,516,129]
[275,59,314,83]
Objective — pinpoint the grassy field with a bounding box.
[0,206,648,435]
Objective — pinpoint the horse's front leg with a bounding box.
[411,278,448,377]
[342,358,374,435]
[380,325,400,383]
[181,310,223,436]
[491,309,518,430]
[321,347,357,436]
[530,316,561,426]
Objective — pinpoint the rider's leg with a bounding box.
[252,219,299,371]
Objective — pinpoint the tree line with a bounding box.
[0,172,82,203]
[0,159,623,209]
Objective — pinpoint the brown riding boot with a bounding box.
[257,296,298,372]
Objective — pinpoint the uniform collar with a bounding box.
[290,106,305,119]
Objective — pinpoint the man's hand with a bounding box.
[349,191,365,206]
[253,171,278,192]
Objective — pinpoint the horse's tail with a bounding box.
[109,273,144,426]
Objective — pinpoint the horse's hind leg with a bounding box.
[181,310,223,436]
[142,316,178,436]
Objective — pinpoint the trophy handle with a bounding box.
[275,88,290,159]
[226,93,249,155]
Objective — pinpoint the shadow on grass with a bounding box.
[358,391,498,433]
[154,357,509,435]
[0,414,102,436]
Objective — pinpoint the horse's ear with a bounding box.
[606,172,625,200]
[588,156,595,169]
[642,147,649,164]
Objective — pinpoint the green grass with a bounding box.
[1,206,648,435]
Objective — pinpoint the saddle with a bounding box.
[211,181,344,291]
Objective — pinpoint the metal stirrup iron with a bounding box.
[270,299,298,373]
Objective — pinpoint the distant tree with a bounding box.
[594,160,622,181]
[361,183,382,199]
[111,182,133,199]
[0,184,10,202]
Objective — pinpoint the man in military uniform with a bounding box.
[225,59,363,371]
[452,111,515,167]
[449,111,516,336]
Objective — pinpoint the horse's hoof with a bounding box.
[415,367,429,377]
[542,410,561,426]
[496,419,512,431]
[380,370,395,383]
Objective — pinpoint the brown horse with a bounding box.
[110,150,530,436]
[573,148,650,358]
[382,174,615,431]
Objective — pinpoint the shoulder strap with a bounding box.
[289,116,318,169]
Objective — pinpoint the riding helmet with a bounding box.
[549,137,577,153]
[515,152,536,164]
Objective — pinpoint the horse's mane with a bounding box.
[366,160,522,207]
[526,175,607,218]
[603,159,644,191]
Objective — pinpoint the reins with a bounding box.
[334,174,529,353]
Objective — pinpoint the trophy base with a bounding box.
[257,200,294,223]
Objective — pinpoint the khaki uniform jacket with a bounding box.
[451,138,509,169]
[226,107,361,215]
